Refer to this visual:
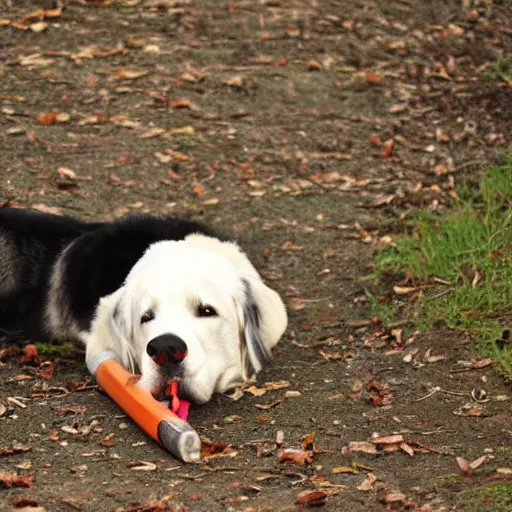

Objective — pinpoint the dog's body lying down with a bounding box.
[0,209,287,403]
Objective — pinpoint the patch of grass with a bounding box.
[484,58,512,84]
[437,473,464,486]
[457,483,512,512]
[372,157,512,377]
[35,342,76,356]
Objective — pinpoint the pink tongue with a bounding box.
[168,381,191,421]
[176,400,190,420]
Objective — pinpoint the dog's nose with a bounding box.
[147,334,188,367]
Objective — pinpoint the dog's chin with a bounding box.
[150,375,212,405]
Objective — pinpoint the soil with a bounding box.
[1,1,511,511]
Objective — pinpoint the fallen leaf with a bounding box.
[20,344,40,365]
[278,449,313,466]
[0,471,34,488]
[254,400,282,410]
[166,126,195,136]
[127,461,157,471]
[245,385,267,397]
[381,138,395,158]
[379,490,406,504]
[170,98,191,109]
[345,442,377,454]
[357,472,377,491]
[53,406,87,416]
[301,433,316,453]
[288,297,305,311]
[365,72,383,84]
[112,69,149,80]
[469,455,487,470]
[193,181,207,196]
[372,435,404,445]
[30,21,48,33]
[224,76,244,88]
[307,59,323,71]
[114,500,169,512]
[393,286,418,295]
[295,490,326,507]
[369,133,382,147]
[57,167,76,180]
[202,443,237,460]
[37,112,57,125]
[456,456,471,474]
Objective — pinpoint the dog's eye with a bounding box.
[197,304,217,317]
[141,309,155,324]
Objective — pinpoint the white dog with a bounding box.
[0,210,287,404]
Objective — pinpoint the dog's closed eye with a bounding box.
[141,309,155,324]
[197,304,217,317]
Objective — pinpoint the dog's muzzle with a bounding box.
[147,334,188,367]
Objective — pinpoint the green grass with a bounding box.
[372,157,512,378]
[35,342,76,356]
[457,483,512,512]
[484,58,512,84]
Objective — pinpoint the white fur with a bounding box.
[83,235,287,404]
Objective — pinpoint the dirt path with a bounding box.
[1,1,511,511]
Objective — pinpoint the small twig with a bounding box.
[414,386,441,402]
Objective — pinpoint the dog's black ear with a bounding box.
[238,277,287,377]
[241,279,271,375]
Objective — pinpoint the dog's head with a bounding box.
[88,236,287,404]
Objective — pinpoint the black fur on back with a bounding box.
[0,209,215,342]
[0,209,101,341]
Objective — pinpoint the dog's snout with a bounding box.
[147,334,188,367]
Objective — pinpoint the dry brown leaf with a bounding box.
[170,98,191,109]
[400,443,415,456]
[127,461,157,471]
[193,181,207,196]
[345,442,377,454]
[456,456,471,474]
[37,112,57,126]
[369,133,382,147]
[332,466,356,474]
[264,381,291,390]
[224,76,244,88]
[201,441,237,460]
[357,472,377,491]
[379,490,406,504]
[112,69,149,80]
[372,435,404,445]
[469,455,487,470]
[20,344,40,365]
[0,471,34,488]
[166,126,195,136]
[139,127,165,139]
[393,286,418,295]
[278,449,313,466]
[30,21,48,32]
[381,138,395,158]
[307,59,323,71]
[281,241,304,252]
[254,400,282,410]
[295,490,326,507]
[245,385,267,397]
[365,72,383,84]
[288,297,305,311]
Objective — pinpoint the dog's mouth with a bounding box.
[153,379,191,420]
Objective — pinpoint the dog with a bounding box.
[0,208,287,404]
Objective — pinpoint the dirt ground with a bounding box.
[1,1,511,511]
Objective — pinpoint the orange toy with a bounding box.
[88,351,201,462]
